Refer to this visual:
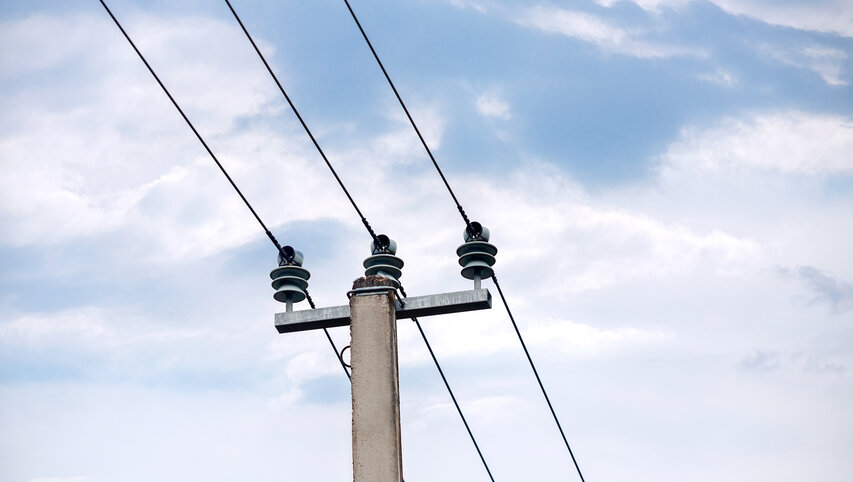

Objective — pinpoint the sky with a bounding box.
[1,0,852,480]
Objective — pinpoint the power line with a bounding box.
[224,3,495,478]
[98,0,285,257]
[341,2,586,480]
[97,0,348,385]
[223,0,380,247]
[341,0,472,234]
[412,317,495,481]
[492,276,585,481]
[398,286,495,482]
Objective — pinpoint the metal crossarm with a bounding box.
[275,288,491,333]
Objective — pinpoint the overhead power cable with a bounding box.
[223,0,380,247]
[341,0,472,233]
[491,276,585,481]
[224,2,494,478]
[341,2,586,480]
[98,0,285,256]
[399,287,495,482]
[97,0,347,382]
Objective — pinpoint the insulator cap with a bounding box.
[277,246,304,267]
[364,235,403,288]
[371,234,397,255]
[464,221,490,242]
[271,249,310,304]
[457,223,497,280]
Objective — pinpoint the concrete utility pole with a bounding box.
[274,279,492,482]
[273,226,497,481]
[349,276,402,481]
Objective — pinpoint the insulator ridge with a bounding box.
[270,246,310,304]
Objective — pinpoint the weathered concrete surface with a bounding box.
[350,276,403,482]
[352,275,395,290]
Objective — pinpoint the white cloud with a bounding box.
[595,0,691,11]
[0,306,230,355]
[696,68,738,87]
[660,112,853,175]
[448,0,489,13]
[366,101,447,165]
[0,12,427,267]
[282,348,347,383]
[1,384,355,481]
[761,43,849,86]
[516,6,704,58]
[3,8,853,482]
[600,0,853,37]
[711,0,853,38]
[521,7,627,45]
[398,313,672,365]
[0,13,295,255]
[454,165,762,296]
[475,92,511,120]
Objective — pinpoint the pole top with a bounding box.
[352,275,396,290]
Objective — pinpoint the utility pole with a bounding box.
[349,276,402,481]
[271,225,497,481]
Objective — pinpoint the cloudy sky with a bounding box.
[1,0,852,480]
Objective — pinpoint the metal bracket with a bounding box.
[347,286,397,298]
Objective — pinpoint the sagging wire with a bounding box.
[398,287,495,482]
[98,0,348,385]
[342,2,586,479]
[224,3,495,478]
[224,0,380,248]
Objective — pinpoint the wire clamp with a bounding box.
[347,285,397,299]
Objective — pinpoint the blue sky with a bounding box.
[1,0,852,480]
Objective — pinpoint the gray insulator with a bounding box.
[457,224,497,280]
[271,246,310,304]
[364,235,403,288]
